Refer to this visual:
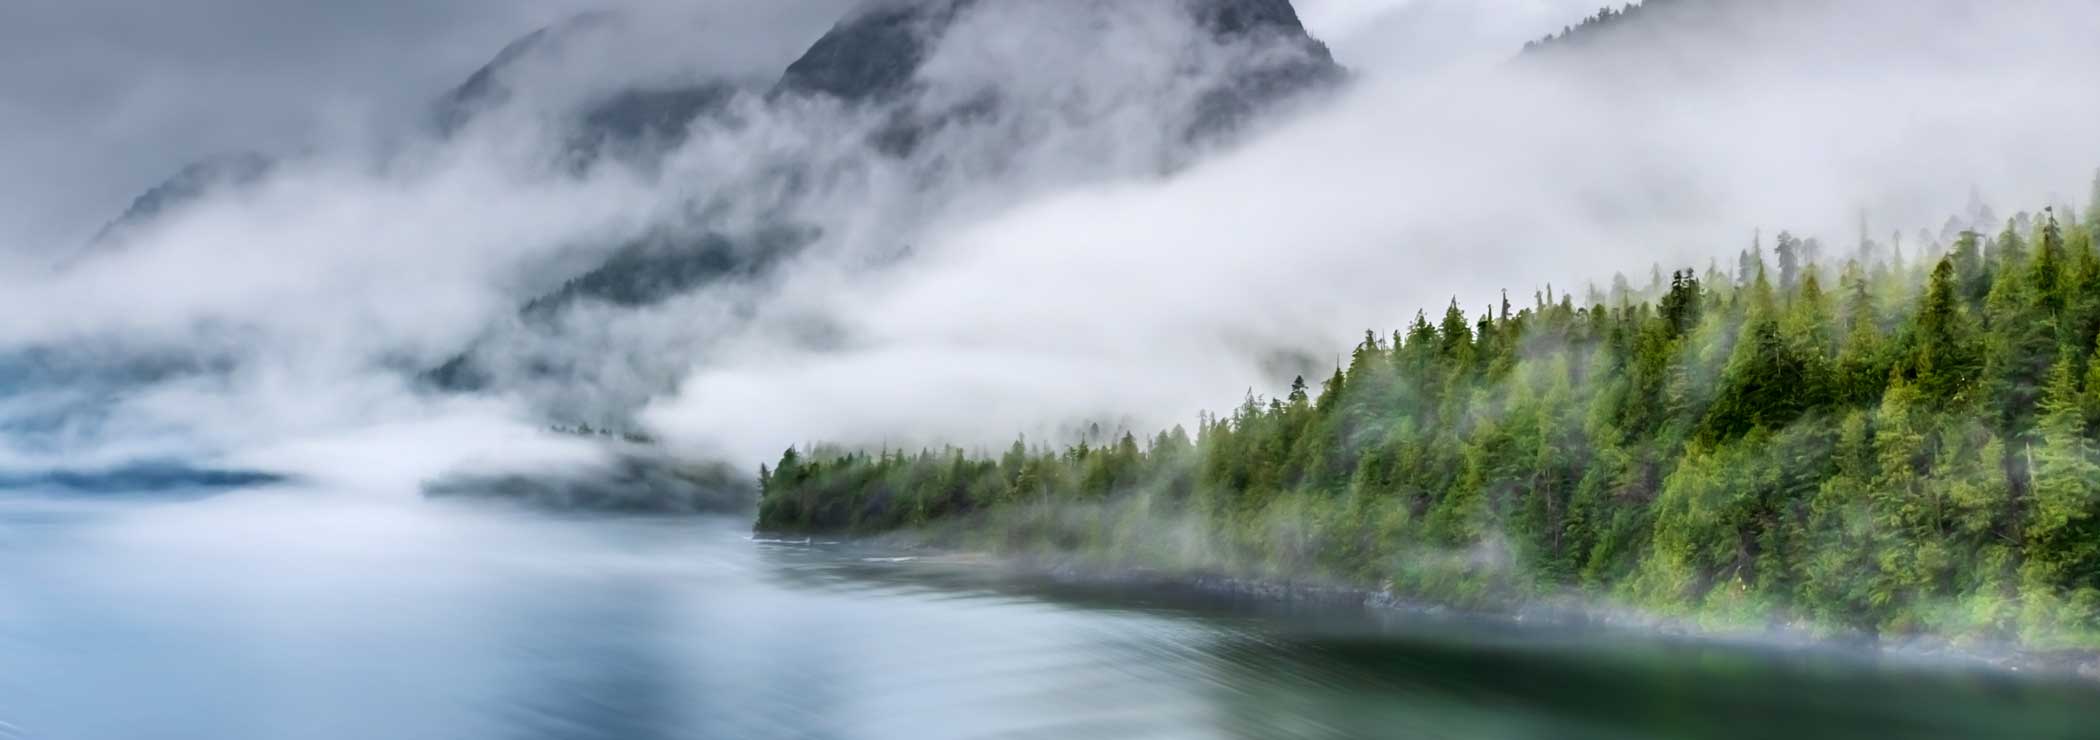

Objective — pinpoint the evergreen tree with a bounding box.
[1776,231,1802,294]
[2025,358,2100,613]
[1857,212,1877,267]
[1950,230,1990,306]
[1909,258,1983,407]
[2087,168,2100,230]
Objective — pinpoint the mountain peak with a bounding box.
[433,12,622,135]
[84,152,274,251]
[776,0,969,102]
[774,0,1338,106]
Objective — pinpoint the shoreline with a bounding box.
[781,526,2100,683]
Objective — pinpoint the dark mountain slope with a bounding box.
[576,83,744,149]
[521,0,1344,308]
[82,0,1351,427]
[773,0,1340,148]
[80,152,274,253]
[434,12,752,157]
[776,1,970,103]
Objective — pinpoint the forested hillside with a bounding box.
[759,178,2100,646]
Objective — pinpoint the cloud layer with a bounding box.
[643,0,2100,462]
[5,0,2098,488]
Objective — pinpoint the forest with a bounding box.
[759,175,2100,647]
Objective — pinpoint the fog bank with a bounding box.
[3,0,2097,487]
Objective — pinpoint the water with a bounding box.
[2,489,2094,740]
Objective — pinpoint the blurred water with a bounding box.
[1,489,2093,740]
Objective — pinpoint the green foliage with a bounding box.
[758,202,2100,648]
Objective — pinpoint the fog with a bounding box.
[4,0,2099,489]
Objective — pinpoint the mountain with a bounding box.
[81,152,274,253]
[775,1,968,103]
[89,0,1344,287]
[1517,0,1844,72]
[425,225,818,393]
[76,0,1348,429]
[519,225,820,318]
[778,0,1336,100]
[432,11,753,154]
[1519,0,1763,54]
[1523,2,1655,53]
[773,0,1340,152]
[423,448,753,514]
[76,12,742,261]
[427,0,1345,407]
[432,18,578,135]
[573,83,744,150]
[1181,0,1343,141]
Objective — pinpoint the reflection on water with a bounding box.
[1,490,2094,740]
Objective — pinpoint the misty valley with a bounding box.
[7,0,2100,738]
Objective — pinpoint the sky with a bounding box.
[5,0,2099,488]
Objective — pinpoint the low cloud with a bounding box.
[3,0,2097,489]
[644,0,2100,463]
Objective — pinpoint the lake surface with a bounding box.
[2,488,2095,740]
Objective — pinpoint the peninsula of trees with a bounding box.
[760,180,2100,647]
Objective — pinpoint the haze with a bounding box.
[3,0,2096,489]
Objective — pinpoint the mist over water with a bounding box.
[3,492,2096,740]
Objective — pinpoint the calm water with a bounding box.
[2,489,2095,740]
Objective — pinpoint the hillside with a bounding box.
[758,182,2100,648]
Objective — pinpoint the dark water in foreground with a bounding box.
[2,490,2095,740]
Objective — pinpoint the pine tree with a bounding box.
[2031,208,2068,317]
[1800,410,1885,629]
[1834,262,1889,405]
[2086,168,2100,230]
[2022,356,2100,634]
[1738,242,1764,289]
[1910,258,1983,407]
[1776,231,1802,294]
[2030,358,2098,549]
[1857,212,1878,266]
[1950,230,1990,306]
[1981,250,2055,434]
[1437,299,1474,376]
